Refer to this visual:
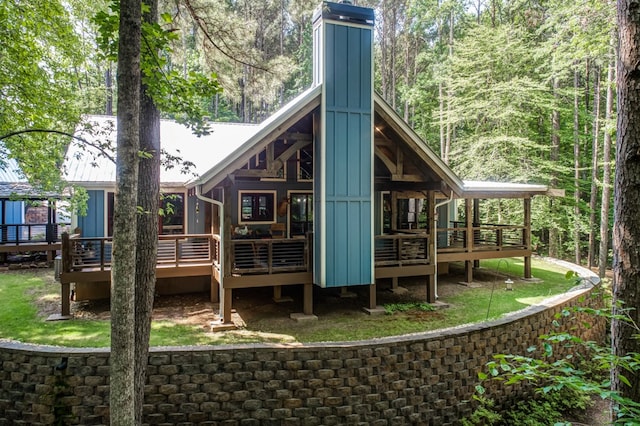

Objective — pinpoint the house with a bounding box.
[0,147,69,262]
[59,1,559,323]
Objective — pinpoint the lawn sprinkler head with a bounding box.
[505,278,514,291]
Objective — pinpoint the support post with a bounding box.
[465,198,474,283]
[220,286,233,324]
[61,282,71,317]
[303,283,313,315]
[524,198,532,278]
[428,190,437,302]
[473,198,480,268]
[427,275,436,303]
[210,268,219,303]
[220,186,233,323]
[367,283,376,310]
[465,261,473,283]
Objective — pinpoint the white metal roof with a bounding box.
[0,155,27,183]
[463,180,548,192]
[64,115,258,186]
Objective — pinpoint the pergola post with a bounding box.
[220,186,233,324]
[524,198,532,278]
[464,198,474,283]
[428,190,436,303]
[473,199,480,268]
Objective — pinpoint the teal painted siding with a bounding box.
[315,16,374,288]
[4,201,23,224]
[78,190,104,237]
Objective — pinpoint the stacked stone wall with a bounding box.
[0,286,605,425]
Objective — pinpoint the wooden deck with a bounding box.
[0,223,69,260]
[56,223,531,319]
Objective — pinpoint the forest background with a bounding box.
[0,0,616,275]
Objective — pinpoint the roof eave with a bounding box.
[194,85,322,193]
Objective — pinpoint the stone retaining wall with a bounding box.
[0,285,605,426]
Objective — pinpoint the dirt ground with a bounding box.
[58,264,486,329]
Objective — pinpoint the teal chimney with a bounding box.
[312,1,375,288]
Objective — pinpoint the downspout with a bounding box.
[195,185,224,283]
[433,192,454,299]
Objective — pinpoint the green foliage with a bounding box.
[383,302,435,315]
[460,396,502,426]
[0,0,83,192]
[467,386,594,426]
[93,0,222,135]
[473,289,640,424]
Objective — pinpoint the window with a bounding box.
[160,193,184,234]
[239,191,276,223]
[298,145,313,181]
[107,191,185,236]
[382,192,391,234]
[397,198,427,230]
[289,193,313,236]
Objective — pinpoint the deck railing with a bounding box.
[230,238,309,275]
[62,233,214,272]
[443,221,526,251]
[374,233,430,266]
[0,223,71,245]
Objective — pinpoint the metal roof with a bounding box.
[64,116,258,187]
[0,155,27,183]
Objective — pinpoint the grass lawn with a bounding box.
[0,257,586,348]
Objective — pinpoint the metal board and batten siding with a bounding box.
[3,201,23,224]
[313,2,375,288]
[77,190,105,237]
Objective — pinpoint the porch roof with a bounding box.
[0,144,64,198]
[462,180,560,198]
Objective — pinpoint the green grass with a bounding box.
[0,257,584,347]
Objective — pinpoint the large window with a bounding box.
[160,193,184,234]
[107,191,185,236]
[289,193,313,236]
[239,191,276,223]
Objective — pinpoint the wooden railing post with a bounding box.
[60,232,72,317]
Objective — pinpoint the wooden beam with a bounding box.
[375,264,436,278]
[437,249,533,263]
[224,272,313,289]
[375,181,443,192]
[374,145,397,174]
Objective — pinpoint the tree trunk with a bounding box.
[134,0,161,423]
[598,56,614,278]
[613,0,640,403]
[573,68,581,265]
[111,0,141,423]
[588,66,602,268]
